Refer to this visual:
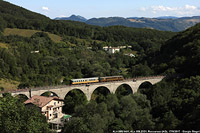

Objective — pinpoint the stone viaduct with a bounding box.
[2,76,165,101]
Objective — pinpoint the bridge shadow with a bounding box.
[115,84,133,98]
[63,89,87,114]
[91,86,110,103]
[138,81,153,99]
[41,91,58,97]
[15,94,29,103]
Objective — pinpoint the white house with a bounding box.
[108,47,120,54]
[24,95,70,132]
[103,45,132,54]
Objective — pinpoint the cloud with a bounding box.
[140,5,200,16]
[152,6,177,12]
[185,5,197,10]
[42,6,49,11]
[140,7,147,11]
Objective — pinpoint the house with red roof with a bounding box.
[24,95,70,132]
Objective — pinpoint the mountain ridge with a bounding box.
[54,15,87,22]
[55,15,200,32]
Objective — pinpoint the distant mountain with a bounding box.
[55,15,200,32]
[86,17,130,27]
[156,16,178,19]
[54,15,87,22]
[86,16,200,32]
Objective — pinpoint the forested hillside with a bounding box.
[145,22,200,130]
[152,23,200,77]
[0,0,175,90]
[0,1,175,43]
[62,23,200,132]
[1,0,200,131]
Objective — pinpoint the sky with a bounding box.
[4,0,200,19]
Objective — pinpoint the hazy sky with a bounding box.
[4,0,200,19]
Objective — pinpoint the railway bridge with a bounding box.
[1,76,165,101]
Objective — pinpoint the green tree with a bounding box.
[0,86,4,91]
[91,87,110,103]
[131,64,153,77]
[0,95,49,133]
[119,94,155,130]
[63,90,87,114]
[116,84,133,98]
[62,117,90,133]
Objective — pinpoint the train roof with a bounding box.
[71,77,99,81]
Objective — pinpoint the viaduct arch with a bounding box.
[2,76,165,101]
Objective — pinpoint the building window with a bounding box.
[54,102,56,106]
[58,101,59,104]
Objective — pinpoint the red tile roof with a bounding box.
[24,95,63,108]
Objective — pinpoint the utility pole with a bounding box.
[29,89,32,98]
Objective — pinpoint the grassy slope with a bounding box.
[0,79,20,91]
[3,28,106,47]
[0,42,8,49]
[4,28,62,43]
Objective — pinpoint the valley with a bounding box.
[1,0,200,132]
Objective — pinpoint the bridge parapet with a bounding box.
[124,75,165,81]
[134,75,165,80]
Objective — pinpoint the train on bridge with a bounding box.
[70,76,124,85]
